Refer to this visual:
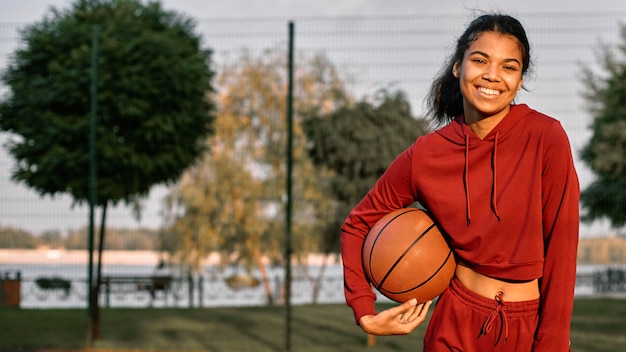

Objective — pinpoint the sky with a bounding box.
[1,0,625,22]
[0,0,625,237]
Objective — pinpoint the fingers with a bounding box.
[360,299,433,336]
[394,298,417,314]
[392,298,416,320]
[393,300,433,336]
[399,304,417,322]
[417,300,432,316]
[399,299,432,323]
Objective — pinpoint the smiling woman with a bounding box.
[453,32,525,135]
[340,13,580,352]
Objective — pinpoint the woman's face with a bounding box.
[453,31,524,122]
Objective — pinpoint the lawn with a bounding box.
[0,298,624,351]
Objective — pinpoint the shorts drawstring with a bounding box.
[480,291,509,345]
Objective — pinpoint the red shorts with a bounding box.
[424,277,540,352]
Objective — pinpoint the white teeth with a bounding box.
[479,87,500,96]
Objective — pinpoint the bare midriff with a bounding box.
[455,262,540,302]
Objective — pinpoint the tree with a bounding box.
[580,25,626,227]
[162,49,349,304]
[40,230,64,248]
[0,0,215,339]
[0,226,38,248]
[303,89,429,250]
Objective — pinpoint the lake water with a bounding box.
[0,262,350,308]
[0,262,621,309]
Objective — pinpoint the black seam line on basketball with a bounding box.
[375,222,436,290]
[369,209,419,286]
[382,249,454,295]
[367,208,418,286]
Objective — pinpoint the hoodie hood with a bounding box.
[435,104,531,145]
[434,104,533,226]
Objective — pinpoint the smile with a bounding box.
[478,87,501,96]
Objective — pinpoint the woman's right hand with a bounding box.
[358,299,433,336]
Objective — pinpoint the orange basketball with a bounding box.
[362,208,456,303]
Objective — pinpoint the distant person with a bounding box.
[149,259,172,303]
[340,13,579,351]
[153,259,171,278]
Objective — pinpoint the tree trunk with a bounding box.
[255,249,274,305]
[298,253,331,305]
[310,254,330,305]
[92,203,108,340]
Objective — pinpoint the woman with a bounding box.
[340,13,579,352]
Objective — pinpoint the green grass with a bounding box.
[570,297,626,352]
[0,298,624,351]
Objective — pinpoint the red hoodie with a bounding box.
[341,104,579,351]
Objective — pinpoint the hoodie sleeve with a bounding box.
[341,144,418,324]
[533,121,580,351]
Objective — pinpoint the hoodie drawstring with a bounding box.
[490,131,501,221]
[480,291,509,345]
[463,131,501,226]
[463,135,471,226]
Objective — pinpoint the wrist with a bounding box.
[358,315,376,334]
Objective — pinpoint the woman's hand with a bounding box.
[358,299,433,336]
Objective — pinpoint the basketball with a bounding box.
[362,208,456,303]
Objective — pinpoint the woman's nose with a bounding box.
[482,65,500,82]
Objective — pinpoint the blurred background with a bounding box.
[0,0,624,316]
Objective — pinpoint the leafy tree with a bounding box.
[303,89,429,250]
[580,25,626,227]
[0,0,215,339]
[40,230,64,248]
[64,228,89,249]
[0,226,38,248]
[62,226,159,250]
[162,49,349,304]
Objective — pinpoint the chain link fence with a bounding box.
[0,12,625,309]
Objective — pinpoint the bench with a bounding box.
[101,275,173,306]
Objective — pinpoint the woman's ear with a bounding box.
[452,62,460,78]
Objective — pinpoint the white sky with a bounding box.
[0,0,624,22]
[0,0,625,237]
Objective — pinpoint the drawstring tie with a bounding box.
[480,291,509,345]
[463,135,471,225]
[490,131,501,221]
[463,130,501,226]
